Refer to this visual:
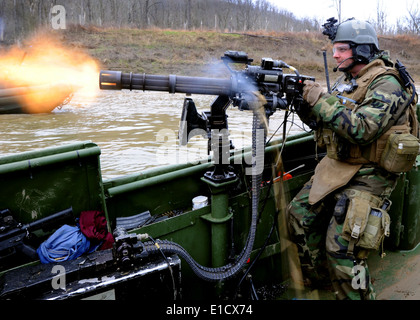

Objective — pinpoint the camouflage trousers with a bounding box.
[286,166,397,300]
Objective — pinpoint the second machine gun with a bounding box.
[99,51,314,182]
[0,207,74,269]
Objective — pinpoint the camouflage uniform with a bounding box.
[287,52,415,300]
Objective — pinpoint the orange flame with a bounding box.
[0,33,100,113]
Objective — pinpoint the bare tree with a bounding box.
[0,0,329,42]
[331,0,341,23]
[406,1,420,34]
[375,0,388,35]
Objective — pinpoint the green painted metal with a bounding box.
[0,147,101,175]
[0,141,107,224]
[105,133,315,198]
[0,105,419,299]
[387,101,420,250]
[201,177,238,268]
[399,158,420,249]
[106,162,213,197]
[387,174,406,249]
[0,140,99,164]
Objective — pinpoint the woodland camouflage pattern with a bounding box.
[287,168,396,299]
[310,54,411,146]
[287,53,412,300]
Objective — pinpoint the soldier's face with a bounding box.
[333,42,353,69]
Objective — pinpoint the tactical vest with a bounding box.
[317,59,419,170]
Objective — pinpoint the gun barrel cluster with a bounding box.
[100,70,233,96]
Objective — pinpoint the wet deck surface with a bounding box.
[282,243,420,300]
[370,244,420,300]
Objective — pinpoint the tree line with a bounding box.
[0,0,418,42]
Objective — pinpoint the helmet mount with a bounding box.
[322,17,339,41]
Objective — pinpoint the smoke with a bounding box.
[0,32,100,113]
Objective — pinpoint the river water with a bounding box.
[0,90,306,180]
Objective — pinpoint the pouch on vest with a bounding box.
[357,207,391,251]
[341,190,391,256]
[379,133,420,173]
[322,129,345,160]
[321,128,365,162]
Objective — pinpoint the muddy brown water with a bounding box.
[0,90,306,180]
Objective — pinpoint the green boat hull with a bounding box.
[0,106,419,300]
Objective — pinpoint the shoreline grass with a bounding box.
[59,25,420,83]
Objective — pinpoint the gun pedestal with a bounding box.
[203,95,236,180]
[201,177,237,267]
[200,95,238,268]
[203,125,236,184]
[180,94,237,183]
[202,169,238,298]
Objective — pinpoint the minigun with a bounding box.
[100,50,314,115]
[99,51,314,182]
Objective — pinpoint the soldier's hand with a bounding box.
[303,80,324,107]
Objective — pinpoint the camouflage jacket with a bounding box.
[308,52,413,147]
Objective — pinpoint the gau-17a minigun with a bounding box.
[100,50,314,115]
[100,51,314,182]
[98,51,316,283]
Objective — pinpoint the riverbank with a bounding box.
[59,25,420,82]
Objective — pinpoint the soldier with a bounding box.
[287,18,419,299]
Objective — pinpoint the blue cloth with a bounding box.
[37,224,91,264]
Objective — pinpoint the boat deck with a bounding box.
[295,244,420,300]
[370,244,420,300]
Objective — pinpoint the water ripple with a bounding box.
[0,90,305,179]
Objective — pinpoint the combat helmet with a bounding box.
[334,19,379,50]
[323,17,380,70]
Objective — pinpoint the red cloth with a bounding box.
[79,210,114,250]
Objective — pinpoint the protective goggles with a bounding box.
[332,44,352,54]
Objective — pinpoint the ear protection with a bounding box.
[353,44,375,64]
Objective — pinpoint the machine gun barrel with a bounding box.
[100,70,233,96]
[0,207,74,244]
[99,52,315,148]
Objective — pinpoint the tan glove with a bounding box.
[303,80,324,107]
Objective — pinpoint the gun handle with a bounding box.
[18,243,38,260]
